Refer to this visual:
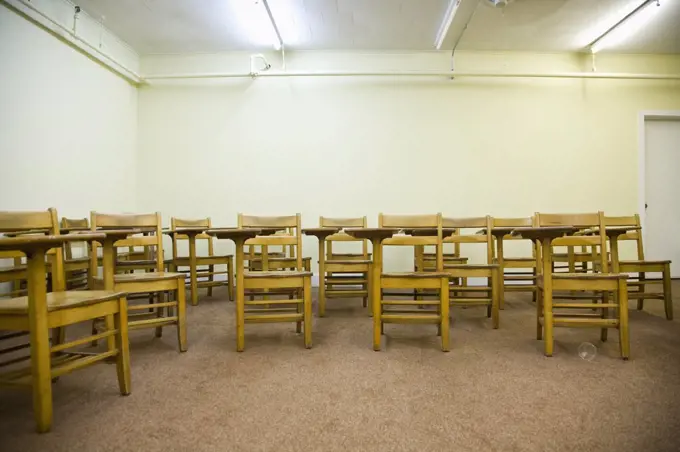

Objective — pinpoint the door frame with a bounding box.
[637,110,680,234]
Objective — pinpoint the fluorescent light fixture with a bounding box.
[228,0,283,50]
[435,0,462,50]
[260,0,284,51]
[589,0,662,53]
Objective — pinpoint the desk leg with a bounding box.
[318,240,326,317]
[371,238,383,351]
[541,238,554,357]
[26,249,53,433]
[189,236,198,306]
[235,240,246,352]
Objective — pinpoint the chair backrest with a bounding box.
[320,216,368,260]
[603,214,644,260]
[0,208,65,292]
[443,216,494,264]
[91,212,164,272]
[491,216,537,258]
[170,217,214,259]
[60,217,90,260]
[535,212,608,272]
[379,213,444,271]
[238,214,303,270]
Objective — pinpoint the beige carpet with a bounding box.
[2,283,680,452]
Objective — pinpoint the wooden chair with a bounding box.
[245,228,312,273]
[170,217,234,302]
[0,248,26,298]
[533,212,630,359]
[491,217,538,307]
[376,213,450,351]
[603,214,672,320]
[441,216,500,328]
[236,214,312,351]
[317,216,371,316]
[415,230,469,273]
[90,212,187,352]
[0,208,130,433]
[60,217,92,290]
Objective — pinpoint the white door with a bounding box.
[644,118,680,277]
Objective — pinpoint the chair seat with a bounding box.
[331,253,372,258]
[443,264,499,269]
[504,274,536,280]
[504,257,535,262]
[0,265,25,273]
[94,272,184,284]
[551,273,626,280]
[65,256,89,264]
[537,273,626,287]
[116,259,157,267]
[0,290,124,314]
[263,257,311,262]
[244,270,312,278]
[619,259,671,265]
[382,272,450,278]
[172,255,233,264]
[326,259,371,264]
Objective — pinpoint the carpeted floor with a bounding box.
[2,283,680,452]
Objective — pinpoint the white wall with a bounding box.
[0,4,138,218]
[137,50,680,270]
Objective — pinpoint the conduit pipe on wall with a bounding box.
[143,70,680,82]
[5,0,142,85]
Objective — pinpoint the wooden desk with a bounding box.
[163,227,208,306]
[344,228,398,349]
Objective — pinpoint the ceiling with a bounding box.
[76,0,680,55]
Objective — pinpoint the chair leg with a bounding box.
[303,277,312,349]
[236,281,245,352]
[90,320,99,347]
[536,289,543,340]
[491,269,499,329]
[440,279,450,352]
[600,292,609,343]
[227,257,234,302]
[30,319,53,433]
[51,327,66,352]
[176,282,188,352]
[637,272,645,311]
[486,282,492,319]
[296,287,303,334]
[618,279,630,360]
[207,265,214,297]
[662,264,673,320]
[544,292,554,357]
[155,291,164,338]
[108,302,131,395]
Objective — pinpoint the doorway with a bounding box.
[642,113,680,277]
